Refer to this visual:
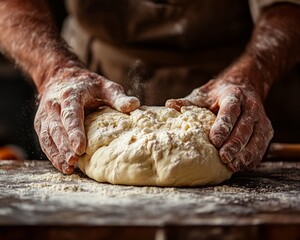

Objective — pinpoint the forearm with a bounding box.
[0,0,83,92]
[166,4,300,172]
[221,3,300,100]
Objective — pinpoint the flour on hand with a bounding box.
[78,106,232,187]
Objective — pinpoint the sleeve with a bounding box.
[249,0,300,21]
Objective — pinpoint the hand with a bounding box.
[34,67,140,174]
[166,78,274,172]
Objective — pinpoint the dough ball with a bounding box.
[78,106,232,186]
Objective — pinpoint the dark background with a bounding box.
[0,0,67,159]
[0,1,299,160]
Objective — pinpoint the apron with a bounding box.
[62,0,253,105]
[62,0,300,142]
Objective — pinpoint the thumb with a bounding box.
[166,88,210,111]
[100,80,140,113]
[165,98,193,111]
[111,93,140,113]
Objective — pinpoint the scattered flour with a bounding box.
[0,160,299,225]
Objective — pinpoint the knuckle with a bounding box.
[61,88,73,98]
[40,131,52,147]
[46,152,64,173]
[190,87,202,96]
[235,117,254,137]
[89,72,100,79]
[220,144,240,163]
[224,85,242,98]
[187,88,208,104]
[259,115,274,140]
[222,96,241,114]
[252,135,263,149]
[66,118,80,130]
[44,99,53,107]
[105,80,123,92]
[213,115,233,135]
[268,126,274,139]
[230,102,241,116]
[220,115,232,124]
[48,121,63,136]
[242,116,254,127]
[50,151,64,163]
[228,137,243,151]
[254,128,271,150]
[69,129,86,143]
[247,98,260,114]
[44,99,60,111]
[232,86,242,96]
[61,108,78,124]
[34,118,41,132]
[224,93,240,104]
[266,119,274,136]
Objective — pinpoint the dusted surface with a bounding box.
[0,159,299,239]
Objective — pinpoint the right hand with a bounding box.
[166,78,274,172]
[34,67,140,174]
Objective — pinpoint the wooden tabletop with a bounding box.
[0,159,299,240]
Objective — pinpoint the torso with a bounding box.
[64,0,253,105]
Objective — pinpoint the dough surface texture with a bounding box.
[78,106,232,186]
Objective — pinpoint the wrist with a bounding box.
[219,54,273,101]
[36,56,85,94]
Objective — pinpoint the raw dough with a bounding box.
[78,106,232,186]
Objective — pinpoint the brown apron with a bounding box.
[62,0,253,105]
[62,0,300,142]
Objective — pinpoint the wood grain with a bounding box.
[0,160,299,240]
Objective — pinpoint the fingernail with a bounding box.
[165,99,181,111]
[116,96,140,112]
[62,163,74,174]
[220,149,233,163]
[210,134,224,148]
[66,152,78,165]
[72,140,85,155]
[165,99,174,107]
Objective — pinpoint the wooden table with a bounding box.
[0,160,299,240]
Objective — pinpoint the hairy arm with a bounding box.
[227,3,300,100]
[167,3,300,171]
[0,0,140,173]
[0,0,82,90]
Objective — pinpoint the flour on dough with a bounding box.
[78,106,232,186]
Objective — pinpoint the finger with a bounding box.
[244,122,273,171]
[41,136,75,175]
[47,102,78,165]
[113,94,140,113]
[185,88,210,107]
[61,96,86,156]
[219,116,254,164]
[34,106,60,169]
[165,98,193,111]
[34,111,43,134]
[210,95,241,148]
[38,117,74,174]
[227,125,271,172]
[165,86,211,111]
[101,81,140,112]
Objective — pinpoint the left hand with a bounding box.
[166,78,274,172]
[34,67,140,174]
